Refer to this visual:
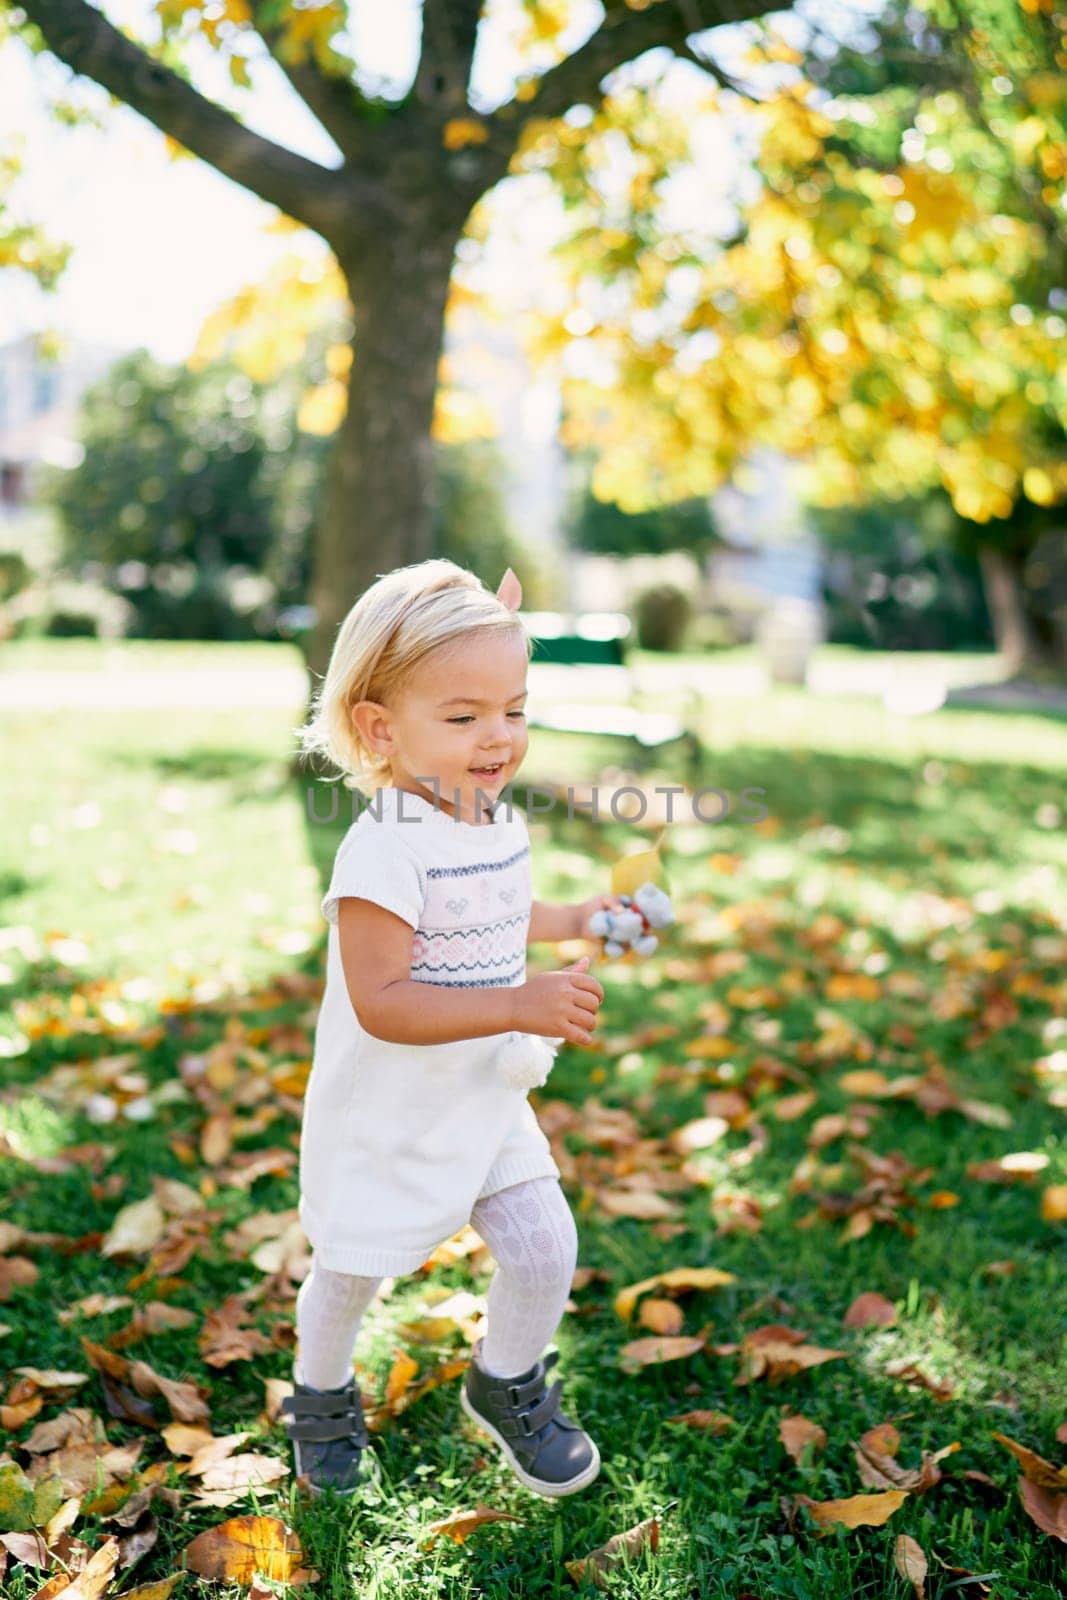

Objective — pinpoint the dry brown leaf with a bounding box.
[48,1533,120,1598]
[967,1152,1049,1183]
[182,1515,304,1583]
[843,1292,898,1329]
[10,1369,89,1400]
[794,1488,907,1531]
[683,1034,734,1062]
[564,1513,660,1587]
[702,1089,750,1123]
[859,1422,901,1457]
[383,1349,419,1410]
[619,1335,707,1373]
[0,1530,51,1569]
[0,1258,40,1301]
[808,1114,850,1149]
[981,1260,1016,1279]
[23,1437,143,1498]
[771,1092,817,1122]
[101,1198,167,1259]
[185,1433,252,1476]
[637,1298,685,1335]
[1018,1476,1067,1542]
[779,1413,827,1465]
[992,1431,1067,1489]
[928,1548,992,1596]
[369,1352,468,1427]
[80,1338,211,1428]
[837,1070,894,1097]
[189,1454,288,1506]
[884,1361,956,1402]
[595,1188,682,1221]
[854,1436,959,1492]
[663,1410,734,1432]
[151,1177,205,1216]
[420,1503,524,1550]
[613,1267,736,1323]
[893,1533,927,1598]
[198,1297,273,1368]
[107,1303,197,1350]
[1,1393,42,1429]
[15,1407,99,1467]
[666,1116,729,1154]
[736,1325,848,1386]
[56,1294,133,1326]
[214,1148,296,1189]
[161,1424,216,1458]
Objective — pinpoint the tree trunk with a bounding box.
[976,541,1044,675]
[301,224,462,694]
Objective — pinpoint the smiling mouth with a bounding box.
[470,763,506,776]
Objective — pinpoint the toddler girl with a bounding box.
[285,559,623,1501]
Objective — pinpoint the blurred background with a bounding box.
[2,0,1066,976]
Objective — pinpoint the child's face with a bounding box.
[358,630,530,821]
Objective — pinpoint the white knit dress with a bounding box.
[298,786,562,1276]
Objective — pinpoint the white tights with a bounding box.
[294,1175,578,1389]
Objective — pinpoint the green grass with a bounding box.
[1,641,1066,1598]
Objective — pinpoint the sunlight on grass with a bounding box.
[2,642,1067,1599]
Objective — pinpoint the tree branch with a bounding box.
[19,0,353,241]
[465,0,790,193]
[676,36,768,101]
[416,0,485,108]
[244,0,373,163]
[489,0,788,134]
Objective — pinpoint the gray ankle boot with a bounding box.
[460,1336,601,1498]
[281,1362,382,1498]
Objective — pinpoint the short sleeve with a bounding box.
[321,826,427,930]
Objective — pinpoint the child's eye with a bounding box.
[448,712,526,724]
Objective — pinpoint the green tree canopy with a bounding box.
[523,1,1067,663]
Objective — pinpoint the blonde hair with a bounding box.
[295,559,532,795]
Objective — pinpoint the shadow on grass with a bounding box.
[2,929,1065,1599]
[1,720,1064,1596]
[105,745,291,789]
[296,733,1065,913]
[0,869,35,906]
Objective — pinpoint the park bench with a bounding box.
[522,611,704,778]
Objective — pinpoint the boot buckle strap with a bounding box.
[281,1384,359,1419]
[497,1381,562,1439]
[523,1380,562,1434]
[285,1409,367,1444]
[488,1375,540,1409]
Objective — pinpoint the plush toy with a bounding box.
[493,882,675,1087]
[588,881,675,959]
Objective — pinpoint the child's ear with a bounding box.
[496,567,522,611]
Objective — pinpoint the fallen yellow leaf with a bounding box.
[893,1532,928,1598]
[795,1488,907,1530]
[614,1266,736,1323]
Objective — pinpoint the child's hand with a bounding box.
[511,956,604,1045]
[574,894,628,941]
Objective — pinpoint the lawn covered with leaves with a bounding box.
[1,648,1066,1599]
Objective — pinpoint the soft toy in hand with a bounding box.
[589,881,675,959]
